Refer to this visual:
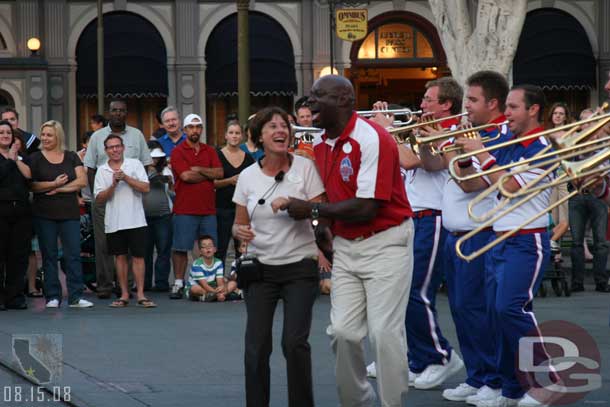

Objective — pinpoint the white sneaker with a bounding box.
[414,353,464,389]
[466,386,500,405]
[517,394,548,407]
[69,299,94,308]
[367,361,419,386]
[45,299,60,308]
[366,362,377,378]
[443,383,479,402]
[477,395,519,407]
[409,370,420,387]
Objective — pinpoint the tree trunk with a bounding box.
[428,0,527,85]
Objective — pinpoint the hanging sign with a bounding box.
[336,9,368,42]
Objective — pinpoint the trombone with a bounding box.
[448,111,610,182]
[456,156,610,262]
[496,136,610,198]
[464,109,610,223]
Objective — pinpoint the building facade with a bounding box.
[0,0,608,149]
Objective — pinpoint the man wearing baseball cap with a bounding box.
[169,113,223,299]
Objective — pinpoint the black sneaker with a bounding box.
[5,302,27,310]
[595,283,610,293]
[0,303,6,311]
[152,286,170,293]
[169,285,183,299]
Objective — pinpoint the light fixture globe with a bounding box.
[319,66,339,78]
[27,37,41,52]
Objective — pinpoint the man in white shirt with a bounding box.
[85,99,152,299]
[94,134,156,308]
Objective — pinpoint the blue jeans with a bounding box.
[34,217,83,304]
[569,194,609,285]
[144,214,173,290]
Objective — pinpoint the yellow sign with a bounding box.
[336,9,368,42]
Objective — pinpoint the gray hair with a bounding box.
[160,106,180,122]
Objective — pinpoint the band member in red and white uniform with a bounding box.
[427,71,511,404]
[456,85,556,407]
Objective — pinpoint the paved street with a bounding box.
[1,281,609,407]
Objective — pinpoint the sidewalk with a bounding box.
[0,285,608,406]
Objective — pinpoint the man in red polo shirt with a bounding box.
[169,114,223,299]
[284,75,414,407]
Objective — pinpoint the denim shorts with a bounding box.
[172,214,218,252]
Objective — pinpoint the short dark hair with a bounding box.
[250,107,291,149]
[511,84,546,122]
[226,119,241,129]
[0,119,15,144]
[1,107,18,119]
[82,131,93,145]
[90,114,107,126]
[466,70,509,112]
[103,133,123,148]
[426,77,463,114]
[198,235,215,246]
[294,96,309,113]
[109,99,126,108]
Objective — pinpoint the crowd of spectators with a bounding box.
[1,97,607,312]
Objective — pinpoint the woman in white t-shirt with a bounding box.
[232,107,324,407]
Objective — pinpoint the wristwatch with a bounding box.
[311,203,320,227]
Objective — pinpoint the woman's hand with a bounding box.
[318,251,332,273]
[54,173,69,187]
[233,224,255,242]
[271,197,290,213]
[7,144,19,161]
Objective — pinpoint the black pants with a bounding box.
[0,202,32,307]
[244,258,318,407]
[216,207,238,267]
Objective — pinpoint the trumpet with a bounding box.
[291,125,323,144]
[413,121,509,153]
[389,112,469,139]
[358,108,423,120]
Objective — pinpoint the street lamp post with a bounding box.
[237,0,250,126]
[329,0,335,73]
[97,0,104,115]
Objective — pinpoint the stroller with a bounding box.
[78,208,97,292]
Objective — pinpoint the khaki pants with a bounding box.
[330,219,414,407]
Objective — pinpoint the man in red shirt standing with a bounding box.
[284,75,414,407]
[169,114,223,299]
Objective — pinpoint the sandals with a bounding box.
[27,291,43,298]
[109,298,129,308]
[137,298,157,308]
